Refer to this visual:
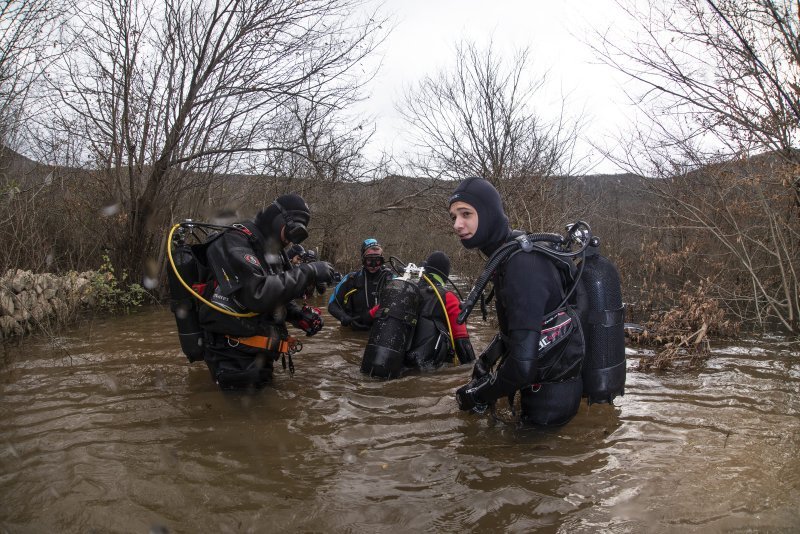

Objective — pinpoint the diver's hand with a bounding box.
[358,310,374,326]
[296,305,323,336]
[455,377,489,413]
[350,319,369,331]
[303,261,335,285]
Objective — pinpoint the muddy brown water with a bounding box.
[1,297,798,533]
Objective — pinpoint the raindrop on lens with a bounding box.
[143,276,159,289]
[101,203,121,217]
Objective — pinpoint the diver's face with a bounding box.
[363,253,384,273]
[449,201,478,241]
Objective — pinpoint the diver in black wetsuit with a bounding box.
[451,177,584,426]
[403,251,476,369]
[327,238,392,331]
[197,194,335,390]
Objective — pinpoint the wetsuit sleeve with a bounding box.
[467,252,561,404]
[207,232,315,315]
[327,273,354,323]
[285,300,303,322]
[470,329,540,403]
[498,251,559,333]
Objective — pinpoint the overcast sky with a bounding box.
[356,0,636,175]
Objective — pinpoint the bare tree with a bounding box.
[38,0,385,279]
[398,40,586,232]
[0,0,65,151]
[594,0,800,332]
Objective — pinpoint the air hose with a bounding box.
[421,274,457,364]
[457,233,565,324]
[457,223,594,325]
[167,221,259,318]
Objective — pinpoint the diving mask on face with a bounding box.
[273,200,309,244]
[363,256,384,268]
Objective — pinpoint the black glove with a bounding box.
[359,310,374,325]
[350,319,370,331]
[340,314,353,327]
[455,375,490,413]
[471,358,490,381]
[296,305,323,336]
[455,337,476,364]
[304,261,335,285]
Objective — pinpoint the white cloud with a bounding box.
[357,0,635,174]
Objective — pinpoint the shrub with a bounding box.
[89,254,149,313]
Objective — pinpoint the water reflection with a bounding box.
[0,301,798,532]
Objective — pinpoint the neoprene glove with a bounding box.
[455,338,476,364]
[350,319,370,331]
[340,315,353,327]
[359,310,374,325]
[455,375,490,413]
[304,261,336,285]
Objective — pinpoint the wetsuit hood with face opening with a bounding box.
[448,177,510,255]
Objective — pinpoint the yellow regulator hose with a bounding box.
[421,274,457,364]
[167,223,258,318]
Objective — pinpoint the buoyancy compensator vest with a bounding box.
[458,221,626,406]
[361,263,424,378]
[166,221,258,362]
[405,283,452,369]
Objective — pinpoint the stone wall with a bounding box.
[0,269,97,341]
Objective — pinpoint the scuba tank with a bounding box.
[577,244,626,404]
[167,222,205,362]
[360,263,423,379]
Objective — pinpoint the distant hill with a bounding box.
[0,145,42,182]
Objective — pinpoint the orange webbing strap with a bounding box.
[225,335,289,353]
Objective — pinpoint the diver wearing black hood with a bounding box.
[198,194,336,390]
[450,177,581,426]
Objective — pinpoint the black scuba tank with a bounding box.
[167,242,205,362]
[361,277,421,379]
[577,247,626,404]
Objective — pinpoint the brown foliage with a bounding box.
[631,278,741,371]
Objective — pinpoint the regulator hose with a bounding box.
[421,274,457,364]
[457,232,565,325]
[167,222,259,318]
